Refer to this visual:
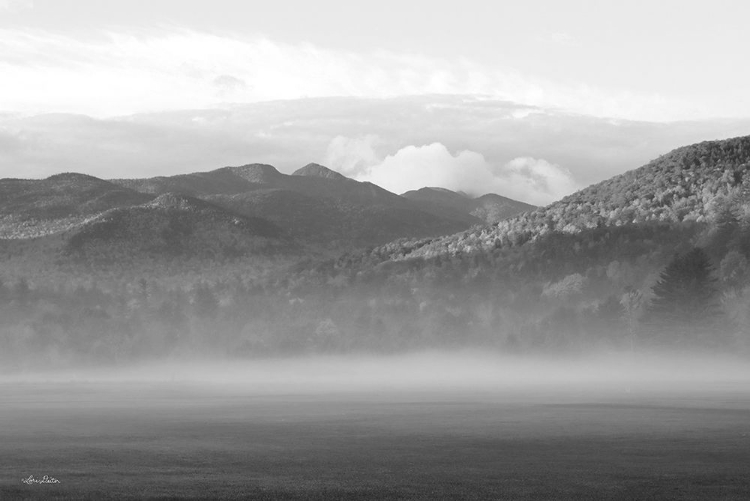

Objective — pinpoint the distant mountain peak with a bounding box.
[401,185,535,224]
[292,163,348,181]
[225,163,282,183]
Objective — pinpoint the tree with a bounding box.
[645,247,721,342]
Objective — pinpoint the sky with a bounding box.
[1,0,749,204]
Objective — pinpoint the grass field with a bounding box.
[1,358,750,500]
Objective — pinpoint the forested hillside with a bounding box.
[260,136,750,354]
[2,136,750,368]
[0,173,152,239]
[393,136,750,260]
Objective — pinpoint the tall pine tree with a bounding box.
[645,247,721,343]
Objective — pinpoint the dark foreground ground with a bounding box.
[1,379,749,500]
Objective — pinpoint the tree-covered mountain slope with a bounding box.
[205,188,471,251]
[268,135,750,354]
[112,162,485,251]
[65,193,289,264]
[1,162,514,255]
[112,162,408,206]
[0,173,153,238]
[402,187,536,224]
[111,164,279,196]
[383,135,750,262]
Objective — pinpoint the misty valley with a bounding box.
[4,1,750,498]
[3,135,750,499]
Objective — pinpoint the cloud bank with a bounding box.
[2,96,749,200]
[0,28,704,121]
[341,142,577,205]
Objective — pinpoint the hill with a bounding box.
[204,188,472,251]
[0,173,153,238]
[0,161,531,258]
[363,135,750,264]
[65,193,288,264]
[112,163,483,252]
[402,187,536,224]
[272,135,750,353]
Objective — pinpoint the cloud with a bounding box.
[0,0,33,12]
[324,135,382,175]
[3,96,748,192]
[355,142,579,205]
[0,28,711,121]
[499,157,579,205]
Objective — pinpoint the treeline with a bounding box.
[2,208,750,370]
[282,215,750,355]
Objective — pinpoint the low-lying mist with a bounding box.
[4,350,750,393]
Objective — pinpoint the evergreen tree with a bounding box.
[645,247,721,341]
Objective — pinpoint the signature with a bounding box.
[22,475,60,485]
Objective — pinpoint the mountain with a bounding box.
[112,163,483,252]
[0,161,520,278]
[0,173,153,238]
[4,135,750,365]
[271,135,750,353]
[65,193,288,264]
[204,188,472,250]
[371,135,750,263]
[112,163,398,205]
[402,187,536,224]
[110,164,274,196]
[292,163,348,181]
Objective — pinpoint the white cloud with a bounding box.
[3,96,747,186]
[499,157,579,205]
[354,142,580,205]
[0,28,707,121]
[324,135,382,175]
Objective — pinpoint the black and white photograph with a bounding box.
[1,0,750,499]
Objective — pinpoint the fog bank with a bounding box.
[3,351,750,393]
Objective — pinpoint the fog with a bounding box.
[5,350,750,498]
[4,350,749,394]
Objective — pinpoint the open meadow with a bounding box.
[1,354,750,500]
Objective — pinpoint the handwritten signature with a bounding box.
[22,475,60,485]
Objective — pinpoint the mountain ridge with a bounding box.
[402,187,537,224]
[371,135,750,263]
[0,162,533,260]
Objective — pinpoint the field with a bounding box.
[1,357,750,500]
